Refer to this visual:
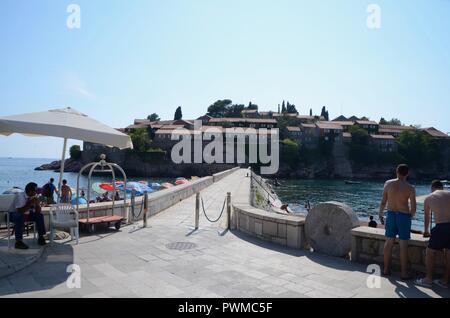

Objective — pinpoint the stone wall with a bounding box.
[212,167,241,183]
[232,204,306,249]
[351,227,446,275]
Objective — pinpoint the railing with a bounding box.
[250,171,278,203]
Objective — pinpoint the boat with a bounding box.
[345,180,362,185]
[175,179,189,185]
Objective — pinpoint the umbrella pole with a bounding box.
[58,138,68,202]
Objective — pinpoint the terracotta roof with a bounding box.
[300,123,317,129]
[208,118,277,124]
[316,122,344,130]
[331,121,355,126]
[333,115,348,121]
[422,128,450,138]
[134,119,151,125]
[297,115,315,120]
[379,125,415,131]
[355,120,378,126]
[370,134,396,140]
[126,124,148,130]
[155,125,186,130]
[241,109,258,114]
[286,126,301,132]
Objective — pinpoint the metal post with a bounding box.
[195,193,200,230]
[143,191,148,228]
[227,192,231,230]
[130,189,136,225]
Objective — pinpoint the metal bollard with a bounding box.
[227,192,231,230]
[129,189,136,224]
[195,193,200,230]
[143,191,148,228]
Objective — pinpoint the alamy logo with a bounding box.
[170,121,279,174]
[66,264,81,289]
[67,4,81,29]
[366,264,381,289]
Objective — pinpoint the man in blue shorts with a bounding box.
[415,180,450,289]
[379,164,416,280]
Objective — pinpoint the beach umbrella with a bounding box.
[150,182,161,189]
[117,182,153,194]
[0,107,133,196]
[99,183,115,192]
[161,182,174,189]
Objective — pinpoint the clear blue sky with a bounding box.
[1,0,449,158]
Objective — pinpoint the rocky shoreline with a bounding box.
[35,152,449,181]
[34,158,85,173]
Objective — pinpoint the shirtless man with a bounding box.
[416,180,450,289]
[379,164,416,279]
[60,179,72,203]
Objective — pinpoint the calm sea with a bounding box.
[0,157,169,199]
[275,179,433,231]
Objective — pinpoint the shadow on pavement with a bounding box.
[0,241,74,297]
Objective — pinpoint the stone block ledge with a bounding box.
[351,226,445,275]
[232,204,306,249]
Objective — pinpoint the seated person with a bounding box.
[368,216,378,228]
[11,182,47,249]
[280,204,291,214]
[101,193,111,202]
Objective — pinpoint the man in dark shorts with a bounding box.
[379,164,416,279]
[416,180,450,289]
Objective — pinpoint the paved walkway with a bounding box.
[1,169,449,298]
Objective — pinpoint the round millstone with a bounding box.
[305,201,360,257]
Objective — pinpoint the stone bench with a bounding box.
[351,226,446,275]
[232,204,306,249]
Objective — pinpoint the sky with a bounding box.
[0,0,449,158]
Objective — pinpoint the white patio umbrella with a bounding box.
[0,107,133,196]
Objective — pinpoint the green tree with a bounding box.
[277,116,301,139]
[228,104,245,117]
[320,106,329,120]
[348,125,370,145]
[380,118,402,126]
[281,101,286,113]
[130,128,150,152]
[174,106,183,120]
[309,108,313,116]
[147,113,160,121]
[207,99,232,117]
[69,145,81,160]
[286,102,298,114]
[397,130,438,167]
[280,139,301,168]
[247,101,258,110]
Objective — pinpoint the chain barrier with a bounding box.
[200,195,226,223]
[131,194,145,219]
